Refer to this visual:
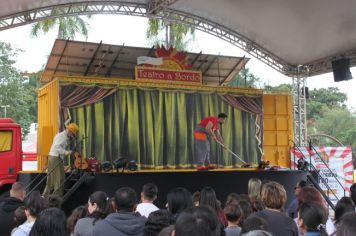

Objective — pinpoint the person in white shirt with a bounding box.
[136,183,159,217]
[43,123,79,196]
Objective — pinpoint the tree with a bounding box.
[0,42,37,137]
[227,68,262,88]
[30,11,90,39]
[146,17,195,50]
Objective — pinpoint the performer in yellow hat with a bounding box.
[43,123,78,196]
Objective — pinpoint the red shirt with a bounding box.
[199,116,219,131]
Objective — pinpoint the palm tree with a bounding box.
[30,10,90,39]
[146,17,195,50]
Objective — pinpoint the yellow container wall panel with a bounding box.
[276,117,288,131]
[264,132,276,146]
[37,79,59,170]
[276,95,288,115]
[263,94,293,167]
[264,117,276,131]
[263,95,276,115]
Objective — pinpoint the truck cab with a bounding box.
[0,118,22,197]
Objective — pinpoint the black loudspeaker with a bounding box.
[301,86,309,99]
[332,58,353,82]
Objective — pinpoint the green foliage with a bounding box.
[0,42,38,137]
[146,17,195,50]
[227,68,261,88]
[30,10,90,39]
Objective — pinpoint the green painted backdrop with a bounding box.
[70,88,260,168]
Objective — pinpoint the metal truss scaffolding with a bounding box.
[292,68,308,147]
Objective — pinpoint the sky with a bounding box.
[0,14,355,110]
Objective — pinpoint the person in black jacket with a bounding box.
[92,187,147,236]
[0,182,26,236]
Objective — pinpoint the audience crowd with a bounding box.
[1,179,356,236]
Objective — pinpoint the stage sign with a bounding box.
[291,146,353,206]
[135,66,202,84]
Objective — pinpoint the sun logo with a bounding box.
[155,45,193,70]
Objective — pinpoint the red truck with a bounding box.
[0,118,23,198]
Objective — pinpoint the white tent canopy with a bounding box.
[1,0,356,77]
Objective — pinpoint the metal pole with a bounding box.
[1,105,10,118]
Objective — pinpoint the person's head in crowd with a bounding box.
[336,212,356,236]
[141,183,158,203]
[241,230,273,236]
[14,206,27,225]
[173,206,221,236]
[237,200,253,225]
[144,209,174,236]
[25,190,48,220]
[250,199,265,212]
[166,187,194,218]
[10,181,26,201]
[193,191,200,206]
[349,183,356,206]
[88,191,110,223]
[298,201,328,236]
[225,192,240,205]
[199,186,221,214]
[260,181,286,211]
[29,207,67,236]
[47,194,62,208]
[112,187,137,212]
[239,194,251,202]
[241,215,268,234]
[334,196,355,225]
[224,203,242,225]
[248,178,262,201]
[67,205,87,235]
[294,180,308,196]
[297,186,325,207]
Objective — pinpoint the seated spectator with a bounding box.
[74,191,110,236]
[166,187,194,221]
[29,207,67,236]
[92,187,146,236]
[241,230,273,236]
[248,178,262,202]
[0,182,26,236]
[335,212,356,236]
[67,205,87,236]
[200,186,227,226]
[12,190,47,236]
[327,197,355,235]
[136,183,159,217]
[237,200,253,226]
[241,215,268,234]
[224,203,242,236]
[144,209,174,236]
[173,206,221,236]
[297,202,328,236]
[47,194,63,208]
[349,183,356,206]
[11,206,27,234]
[287,180,307,219]
[250,181,298,236]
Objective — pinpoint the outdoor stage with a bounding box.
[19,169,309,214]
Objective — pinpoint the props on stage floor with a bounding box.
[101,161,113,172]
[74,152,89,170]
[258,160,270,169]
[87,156,100,172]
[113,157,128,173]
[215,140,247,165]
[127,160,138,171]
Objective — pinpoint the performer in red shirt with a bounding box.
[194,113,227,170]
